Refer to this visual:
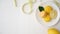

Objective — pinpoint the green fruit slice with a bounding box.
[38,6,44,12]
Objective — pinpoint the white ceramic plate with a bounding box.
[35,1,60,27]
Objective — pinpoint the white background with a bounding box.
[0,0,60,34]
